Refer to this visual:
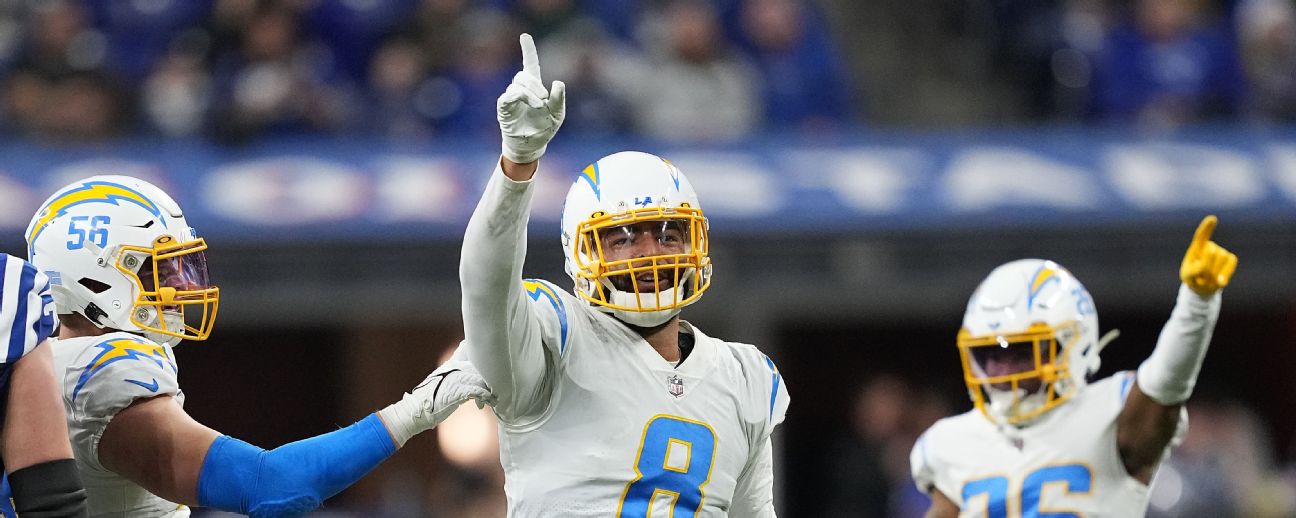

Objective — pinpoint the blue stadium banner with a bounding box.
[1,130,1294,242]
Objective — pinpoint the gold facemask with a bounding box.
[571,205,711,312]
[957,322,1083,425]
[116,235,219,341]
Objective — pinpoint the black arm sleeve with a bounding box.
[8,459,87,518]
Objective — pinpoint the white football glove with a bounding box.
[497,33,566,164]
[378,359,495,447]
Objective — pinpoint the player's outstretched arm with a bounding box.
[461,33,565,417]
[5,344,89,517]
[97,360,491,517]
[922,490,960,518]
[1118,215,1237,482]
[1,258,88,517]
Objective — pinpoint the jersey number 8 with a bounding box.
[617,415,717,517]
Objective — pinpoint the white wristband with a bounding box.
[377,400,420,448]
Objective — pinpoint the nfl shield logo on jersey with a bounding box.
[667,374,685,398]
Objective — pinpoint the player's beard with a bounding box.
[605,266,680,294]
[987,386,1046,424]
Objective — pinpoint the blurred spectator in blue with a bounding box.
[536,19,639,135]
[825,375,906,517]
[2,68,43,136]
[496,0,640,41]
[0,69,127,141]
[824,375,949,518]
[141,37,214,138]
[13,1,103,77]
[735,0,852,132]
[1089,0,1246,127]
[403,0,474,73]
[363,35,438,139]
[629,0,761,141]
[43,70,128,140]
[0,2,24,74]
[574,0,641,41]
[1,2,128,140]
[512,0,583,40]
[307,0,420,82]
[85,0,213,83]
[1235,0,1296,121]
[983,0,1113,119]
[208,2,360,143]
[420,9,519,138]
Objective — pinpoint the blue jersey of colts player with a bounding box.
[0,253,87,517]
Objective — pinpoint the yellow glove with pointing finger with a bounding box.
[1179,215,1238,296]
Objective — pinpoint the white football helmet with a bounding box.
[560,151,713,327]
[25,175,218,346]
[958,259,1100,426]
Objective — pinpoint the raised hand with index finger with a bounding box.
[497,33,566,166]
[1179,215,1239,296]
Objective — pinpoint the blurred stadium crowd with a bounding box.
[2,0,1296,144]
[3,1,1295,517]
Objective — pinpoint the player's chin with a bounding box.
[608,274,678,293]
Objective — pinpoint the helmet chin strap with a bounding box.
[135,306,185,347]
[595,268,695,328]
[612,306,681,327]
[986,386,1047,426]
[606,286,684,327]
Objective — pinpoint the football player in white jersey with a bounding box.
[26,175,493,518]
[458,34,790,516]
[0,253,88,517]
[911,216,1238,517]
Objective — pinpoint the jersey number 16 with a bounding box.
[963,463,1093,518]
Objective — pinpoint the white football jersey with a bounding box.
[911,372,1186,518]
[461,164,790,517]
[484,280,790,517]
[51,332,190,518]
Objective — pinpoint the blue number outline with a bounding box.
[959,462,1094,517]
[616,414,717,518]
[66,216,88,249]
[962,473,1011,518]
[66,215,111,250]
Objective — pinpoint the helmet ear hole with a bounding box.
[77,278,112,294]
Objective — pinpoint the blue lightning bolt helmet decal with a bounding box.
[578,162,602,201]
[1026,263,1061,312]
[28,180,166,258]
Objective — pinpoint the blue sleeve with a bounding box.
[197,413,396,518]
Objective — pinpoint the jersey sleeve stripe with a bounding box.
[4,255,38,363]
[523,279,569,354]
[0,255,12,361]
[1118,370,1134,403]
[764,356,781,419]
